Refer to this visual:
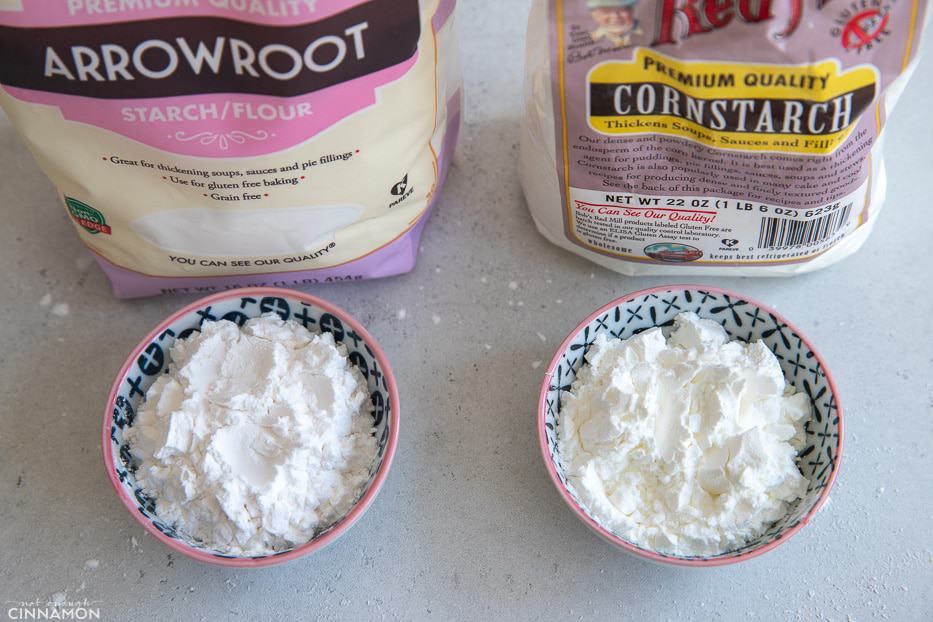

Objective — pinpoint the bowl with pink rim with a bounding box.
[103,287,400,567]
[538,285,843,567]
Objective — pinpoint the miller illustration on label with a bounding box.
[521,0,930,276]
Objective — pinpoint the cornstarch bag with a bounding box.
[0,0,461,297]
[521,0,929,275]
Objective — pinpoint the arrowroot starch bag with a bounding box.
[0,0,461,297]
[521,0,929,275]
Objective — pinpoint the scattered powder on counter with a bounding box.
[51,303,70,317]
[559,312,809,556]
[39,293,52,307]
[508,281,518,290]
[126,314,377,555]
[75,252,95,272]
[431,314,441,325]
[397,308,407,321]
[84,559,99,571]
[532,361,542,370]
[536,332,547,342]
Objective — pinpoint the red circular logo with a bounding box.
[841,9,890,50]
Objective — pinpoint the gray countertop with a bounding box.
[1,2,931,620]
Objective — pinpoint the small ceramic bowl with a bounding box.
[538,285,843,567]
[103,287,400,567]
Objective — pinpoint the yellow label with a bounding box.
[587,49,877,154]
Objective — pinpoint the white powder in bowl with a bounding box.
[126,314,377,555]
[558,312,809,557]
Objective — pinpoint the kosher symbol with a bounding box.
[390,174,409,196]
[721,239,739,248]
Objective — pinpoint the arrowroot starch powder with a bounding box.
[126,314,377,555]
[558,313,809,556]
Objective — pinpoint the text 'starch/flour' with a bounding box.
[125,315,376,555]
[0,1,461,297]
[522,0,929,276]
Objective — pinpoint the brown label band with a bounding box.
[0,0,420,99]
[589,82,876,136]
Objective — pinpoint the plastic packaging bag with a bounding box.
[0,0,461,297]
[522,0,929,275]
